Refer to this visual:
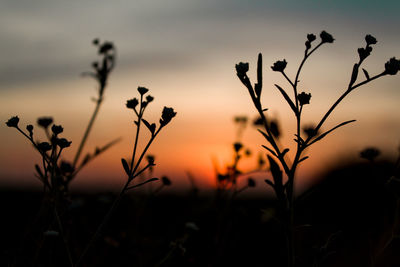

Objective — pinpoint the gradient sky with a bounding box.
[1,0,399,193]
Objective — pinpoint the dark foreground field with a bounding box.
[1,160,400,267]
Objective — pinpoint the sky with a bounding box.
[1,0,399,193]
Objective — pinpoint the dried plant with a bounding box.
[235,31,400,267]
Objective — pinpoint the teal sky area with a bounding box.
[1,1,399,192]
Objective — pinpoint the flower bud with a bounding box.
[233,142,243,153]
[365,34,377,45]
[6,116,19,128]
[298,92,312,106]
[99,42,114,54]
[248,178,256,187]
[146,95,154,103]
[235,62,249,77]
[320,31,334,43]
[271,60,287,72]
[384,57,400,75]
[51,125,63,135]
[126,98,139,109]
[360,147,380,161]
[160,107,177,126]
[38,142,52,152]
[307,33,316,42]
[57,138,72,149]
[137,86,149,95]
[162,176,172,186]
[37,117,53,129]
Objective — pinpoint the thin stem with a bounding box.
[293,42,323,108]
[129,94,143,174]
[311,72,385,139]
[130,127,162,179]
[72,97,103,168]
[282,71,295,88]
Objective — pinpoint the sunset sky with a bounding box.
[1,0,399,193]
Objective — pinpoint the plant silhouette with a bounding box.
[235,31,400,267]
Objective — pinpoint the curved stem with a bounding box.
[311,72,385,139]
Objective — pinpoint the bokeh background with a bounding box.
[1,0,399,193]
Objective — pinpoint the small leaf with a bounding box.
[255,53,263,97]
[274,84,297,115]
[262,145,277,157]
[308,120,356,146]
[267,155,282,188]
[362,68,370,80]
[81,154,91,166]
[142,118,151,128]
[281,148,289,157]
[258,129,272,143]
[265,179,275,188]
[142,119,156,134]
[35,164,44,178]
[294,134,305,146]
[121,158,130,176]
[127,178,159,190]
[298,156,309,163]
[255,83,262,97]
[349,63,359,86]
[95,137,122,155]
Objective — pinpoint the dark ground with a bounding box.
[1,160,400,267]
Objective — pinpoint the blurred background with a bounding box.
[1,0,399,193]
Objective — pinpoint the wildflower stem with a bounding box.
[293,42,323,107]
[310,72,386,141]
[130,127,162,180]
[282,71,295,88]
[72,97,103,168]
[129,94,143,175]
